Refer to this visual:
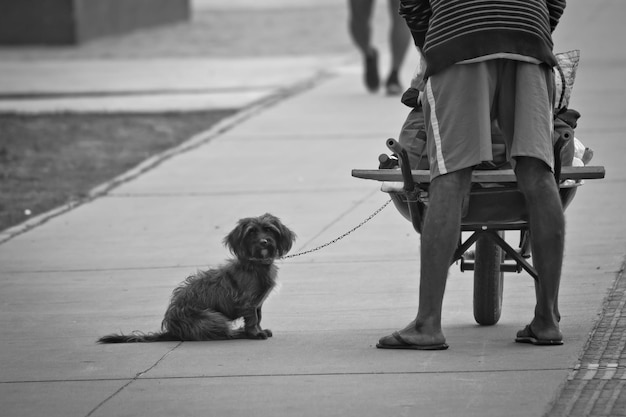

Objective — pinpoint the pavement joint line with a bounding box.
[85,341,184,417]
[0,69,333,246]
[0,264,208,274]
[105,187,370,197]
[0,366,571,385]
[291,188,382,255]
[284,198,392,260]
[224,132,401,140]
[132,367,572,379]
[0,256,416,275]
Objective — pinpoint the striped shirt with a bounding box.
[399,0,567,77]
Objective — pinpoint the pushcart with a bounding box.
[352,137,605,326]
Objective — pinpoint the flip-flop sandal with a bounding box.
[515,325,563,346]
[376,331,449,350]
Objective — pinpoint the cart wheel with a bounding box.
[473,232,505,326]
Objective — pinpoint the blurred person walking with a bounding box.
[348,0,411,95]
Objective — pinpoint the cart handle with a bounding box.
[386,138,415,193]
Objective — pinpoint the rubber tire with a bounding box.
[473,232,505,326]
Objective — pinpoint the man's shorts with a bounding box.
[422,60,555,179]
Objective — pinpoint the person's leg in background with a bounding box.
[385,0,410,95]
[348,0,380,92]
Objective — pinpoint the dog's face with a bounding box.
[224,214,296,262]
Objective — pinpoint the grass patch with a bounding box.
[0,111,235,232]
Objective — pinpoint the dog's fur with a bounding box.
[98,213,296,343]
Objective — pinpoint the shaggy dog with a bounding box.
[98,213,296,343]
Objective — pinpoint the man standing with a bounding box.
[377,0,567,350]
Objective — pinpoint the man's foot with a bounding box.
[377,331,448,350]
[385,70,403,95]
[515,324,563,346]
[364,48,380,93]
[377,321,447,350]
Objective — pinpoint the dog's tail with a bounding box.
[97,331,178,344]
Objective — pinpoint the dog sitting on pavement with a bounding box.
[98,213,296,343]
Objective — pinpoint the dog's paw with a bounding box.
[263,329,273,338]
[246,330,269,340]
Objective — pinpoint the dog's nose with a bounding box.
[260,239,269,247]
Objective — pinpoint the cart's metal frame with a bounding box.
[352,138,605,325]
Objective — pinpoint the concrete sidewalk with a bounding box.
[0,56,349,113]
[1,1,625,416]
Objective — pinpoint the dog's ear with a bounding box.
[223,218,253,258]
[262,213,296,257]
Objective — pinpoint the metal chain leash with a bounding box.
[281,199,392,260]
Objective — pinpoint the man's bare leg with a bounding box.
[514,157,564,342]
[378,168,472,347]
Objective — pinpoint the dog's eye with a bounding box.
[262,226,282,240]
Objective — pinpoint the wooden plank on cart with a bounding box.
[351,166,606,183]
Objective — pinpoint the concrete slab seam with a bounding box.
[0,366,572,386]
[283,195,392,260]
[0,69,335,246]
[84,341,183,417]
